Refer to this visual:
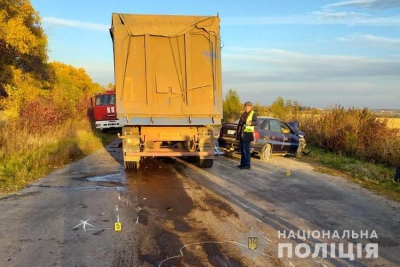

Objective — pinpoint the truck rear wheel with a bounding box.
[199,159,213,168]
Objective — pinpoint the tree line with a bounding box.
[222,89,318,122]
[0,0,103,133]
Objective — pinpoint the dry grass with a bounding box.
[386,118,400,129]
[298,107,400,168]
[0,119,109,193]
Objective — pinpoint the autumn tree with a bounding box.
[0,0,51,96]
[253,103,270,116]
[0,0,105,133]
[106,83,115,91]
[50,62,102,117]
[223,89,242,122]
[270,97,301,121]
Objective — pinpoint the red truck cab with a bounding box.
[91,90,121,130]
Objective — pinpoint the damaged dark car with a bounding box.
[218,116,307,161]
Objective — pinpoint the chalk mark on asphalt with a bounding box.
[158,240,272,267]
[72,219,95,231]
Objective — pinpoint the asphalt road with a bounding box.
[0,140,399,267]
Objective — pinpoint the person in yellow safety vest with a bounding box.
[236,101,258,169]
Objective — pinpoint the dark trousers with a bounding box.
[240,140,251,167]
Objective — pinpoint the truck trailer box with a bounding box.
[110,13,222,169]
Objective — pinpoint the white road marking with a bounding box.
[314,261,327,267]
[277,216,287,222]
[238,202,248,209]
[264,235,272,242]
[216,189,225,195]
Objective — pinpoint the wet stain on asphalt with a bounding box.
[173,218,191,232]
[121,157,247,266]
[203,242,244,267]
[138,227,198,267]
[121,158,198,266]
[125,158,193,225]
[138,209,149,225]
[204,195,239,220]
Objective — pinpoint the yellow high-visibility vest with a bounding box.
[244,110,254,133]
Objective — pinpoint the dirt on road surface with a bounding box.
[0,140,399,267]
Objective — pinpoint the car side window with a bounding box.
[260,119,270,131]
[270,120,282,133]
[280,122,292,134]
[255,119,263,129]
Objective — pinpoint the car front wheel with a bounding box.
[260,144,272,161]
[225,150,234,158]
[295,138,306,157]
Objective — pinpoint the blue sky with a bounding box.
[30,0,400,109]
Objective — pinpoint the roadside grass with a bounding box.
[299,146,400,202]
[0,120,118,193]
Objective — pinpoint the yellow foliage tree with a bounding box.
[50,62,102,117]
[0,0,49,94]
[2,68,46,118]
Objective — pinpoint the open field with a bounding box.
[387,117,400,129]
[298,112,400,129]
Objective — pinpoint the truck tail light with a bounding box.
[219,128,223,138]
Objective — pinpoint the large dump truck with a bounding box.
[110,13,222,170]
